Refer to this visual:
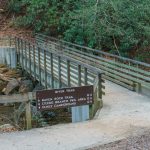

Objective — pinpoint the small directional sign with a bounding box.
[36,85,93,111]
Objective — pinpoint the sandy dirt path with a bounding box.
[0,81,150,150]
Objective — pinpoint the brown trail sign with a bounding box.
[36,85,93,111]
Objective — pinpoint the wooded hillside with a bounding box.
[5,0,150,62]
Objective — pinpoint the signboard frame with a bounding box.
[36,85,94,111]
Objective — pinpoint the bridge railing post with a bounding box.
[98,73,102,99]
[58,56,61,88]
[20,39,24,70]
[24,41,28,70]
[84,67,88,85]
[28,42,32,75]
[44,49,47,89]
[14,37,19,64]
[38,47,41,85]
[67,60,71,87]
[78,65,81,86]
[33,45,36,80]
[50,52,54,88]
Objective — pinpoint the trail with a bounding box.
[0,81,150,150]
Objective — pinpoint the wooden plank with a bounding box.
[34,56,95,86]
[0,94,28,103]
[36,40,149,82]
[31,42,103,75]
[37,40,148,90]
[36,34,150,67]
[63,51,150,86]
[104,75,134,91]
[25,100,32,130]
[63,47,150,77]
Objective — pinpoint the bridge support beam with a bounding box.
[0,47,17,68]
[72,106,89,123]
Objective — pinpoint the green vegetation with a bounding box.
[9,0,150,61]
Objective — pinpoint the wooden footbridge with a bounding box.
[35,34,150,95]
[0,35,150,129]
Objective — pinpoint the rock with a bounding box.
[0,124,17,132]
[2,87,6,93]
[0,124,14,129]
[4,79,19,95]
[0,68,8,73]
[19,80,33,93]
[0,80,7,91]
[33,83,45,91]
[17,77,24,81]
[0,64,6,68]
[4,69,21,79]
[0,9,5,13]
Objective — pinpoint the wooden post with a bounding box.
[38,48,41,84]
[17,38,20,64]
[78,65,81,86]
[84,67,88,85]
[20,39,24,69]
[58,56,61,88]
[24,41,27,70]
[9,36,12,47]
[25,100,32,130]
[33,45,36,80]
[14,37,19,64]
[67,60,71,87]
[25,93,32,130]
[50,53,54,88]
[28,42,31,74]
[44,50,47,88]
[98,73,102,99]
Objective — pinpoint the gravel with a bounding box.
[87,130,150,150]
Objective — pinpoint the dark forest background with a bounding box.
[8,0,150,62]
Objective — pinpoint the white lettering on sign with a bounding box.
[66,89,75,92]
[36,85,94,111]
[55,90,65,94]
[65,96,73,99]
[42,98,53,102]
[54,97,63,100]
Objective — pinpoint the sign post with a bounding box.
[36,85,93,122]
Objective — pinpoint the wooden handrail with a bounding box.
[35,33,150,67]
